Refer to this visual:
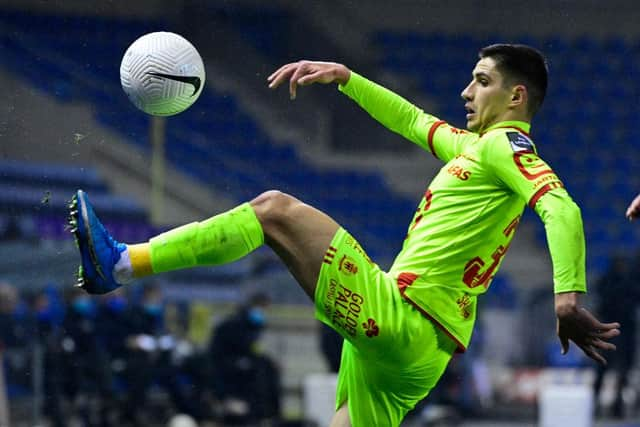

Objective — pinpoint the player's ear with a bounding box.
[509,85,527,109]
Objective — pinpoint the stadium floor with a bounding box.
[9,416,640,426]
[404,420,640,427]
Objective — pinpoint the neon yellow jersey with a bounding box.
[340,72,586,350]
[389,120,563,349]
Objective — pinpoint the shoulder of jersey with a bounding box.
[503,130,536,153]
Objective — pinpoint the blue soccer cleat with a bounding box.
[68,190,126,294]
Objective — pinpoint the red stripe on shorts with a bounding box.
[324,246,337,264]
[397,272,467,352]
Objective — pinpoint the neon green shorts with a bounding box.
[314,228,457,427]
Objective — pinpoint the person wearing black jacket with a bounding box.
[120,283,196,425]
[592,255,639,419]
[62,287,114,427]
[208,292,281,425]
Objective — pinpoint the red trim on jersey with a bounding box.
[397,272,419,293]
[427,120,446,159]
[396,272,467,352]
[528,182,564,208]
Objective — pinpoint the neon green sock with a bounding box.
[149,203,264,274]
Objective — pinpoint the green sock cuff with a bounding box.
[149,203,264,274]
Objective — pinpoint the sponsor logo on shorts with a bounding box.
[338,255,358,275]
[344,235,374,266]
[323,279,364,337]
[323,246,337,265]
[362,318,379,338]
[456,294,472,319]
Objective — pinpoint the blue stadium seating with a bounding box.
[6,11,637,272]
[0,159,150,241]
[0,11,414,261]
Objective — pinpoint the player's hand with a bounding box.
[626,193,640,220]
[555,292,620,365]
[267,60,351,100]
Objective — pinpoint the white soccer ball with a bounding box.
[120,31,205,116]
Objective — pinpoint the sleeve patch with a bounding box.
[506,132,535,153]
[513,152,555,180]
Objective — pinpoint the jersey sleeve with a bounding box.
[484,131,564,207]
[534,188,587,293]
[338,72,476,162]
[485,131,586,293]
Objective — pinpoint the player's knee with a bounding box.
[251,190,300,227]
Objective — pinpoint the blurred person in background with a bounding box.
[592,254,638,419]
[62,287,115,427]
[0,281,28,357]
[208,292,281,425]
[0,282,23,426]
[70,44,620,426]
[319,322,343,374]
[28,287,66,427]
[96,288,134,420]
[121,283,198,425]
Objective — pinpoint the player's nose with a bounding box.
[461,84,472,101]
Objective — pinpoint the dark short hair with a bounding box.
[246,291,270,307]
[479,44,548,116]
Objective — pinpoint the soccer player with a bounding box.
[626,193,640,220]
[69,44,620,427]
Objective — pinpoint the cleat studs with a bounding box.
[65,217,77,232]
[75,267,85,287]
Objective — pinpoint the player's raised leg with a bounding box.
[250,190,340,298]
[69,189,340,299]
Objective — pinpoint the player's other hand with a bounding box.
[626,193,640,220]
[555,292,620,365]
[267,60,351,100]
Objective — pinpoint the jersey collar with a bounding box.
[480,120,531,137]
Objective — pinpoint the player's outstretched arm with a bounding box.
[527,190,619,364]
[555,292,620,365]
[268,60,350,99]
[268,60,460,157]
[626,193,640,220]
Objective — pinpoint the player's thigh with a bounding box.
[313,228,394,353]
[251,190,340,300]
[329,402,351,427]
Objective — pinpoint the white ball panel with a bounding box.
[120,32,205,116]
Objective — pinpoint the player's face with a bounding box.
[460,57,513,133]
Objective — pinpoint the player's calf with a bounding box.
[69,190,266,294]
